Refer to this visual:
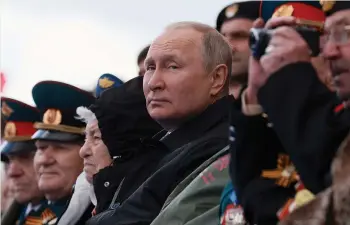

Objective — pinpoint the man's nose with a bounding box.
[79,141,92,159]
[147,69,165,91]
[323,41,341,60]
[34,147,55,167]
[7,161,23,178]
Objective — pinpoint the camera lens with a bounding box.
[249,28,260,50]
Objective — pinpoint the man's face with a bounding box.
[220,18,253,81]
[311,56,335,91]
[34,140,83,201]
[139,60,146,76]
[323,10,350,100]
[6,152,42,204]
[80,120,110,183]
[143,28,216,128]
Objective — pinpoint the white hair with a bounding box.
[76,107,97,125]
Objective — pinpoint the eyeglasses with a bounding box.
[324,25,350,45]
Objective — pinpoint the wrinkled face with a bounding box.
[6,152,42,204]
[80,120,109,183]
[323,10,350,100]
[311,56,335,91]
[34,140,83,201]
[220,18,253,81]
[143,27,215,129]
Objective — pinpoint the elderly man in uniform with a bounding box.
[271,2,350,224]
[31,80,95,225]
[217,1,260,98]
[231,0,350,224]
[0,97,45,225]
[86,21,232,225]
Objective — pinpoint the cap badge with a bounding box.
[261,154,299,187]
[273,5,294,17]
[43,109,62,125]
[4,122,16,138]
[225,4,239,19]
[1,102,14,117]
[320,0,335,12]
[99,77,115,89]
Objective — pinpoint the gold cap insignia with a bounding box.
[43,109,62,125]
[99,77,115,89]
[273,5,294,17]
[1,102,14,117]
[225,4,239,19]
[320,0,335,12]
[4,122,16,138]
[261,154,299,187]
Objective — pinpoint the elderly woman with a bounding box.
[77,75,167,214]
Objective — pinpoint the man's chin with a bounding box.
[38,180,62,194]
[14,194,32,204]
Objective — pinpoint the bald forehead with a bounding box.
[151,28,203,51]
[325,9,350,30]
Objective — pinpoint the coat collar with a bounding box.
[153,96,233,151]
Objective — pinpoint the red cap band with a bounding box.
[274,3,326,22]
[9,121,36,137]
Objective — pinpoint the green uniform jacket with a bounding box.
[151,145,230,225]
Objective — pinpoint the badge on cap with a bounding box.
[273,5,294,17]
[43,109,62,125]
[225,4,239,19]
[1,102,13,117]
[99,77,115,89]
[320,0,335,12]
[4,122,16,138]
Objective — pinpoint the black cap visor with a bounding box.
[32,129,84,143]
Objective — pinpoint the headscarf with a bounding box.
[89,76,162,158]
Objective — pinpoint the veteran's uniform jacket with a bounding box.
[231,62,350,225]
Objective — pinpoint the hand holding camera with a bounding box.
[246,16,314,104]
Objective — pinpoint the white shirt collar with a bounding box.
[25,202,42,216]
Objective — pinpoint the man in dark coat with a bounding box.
[86,21,232,225]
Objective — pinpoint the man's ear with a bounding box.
[210,64,228,96]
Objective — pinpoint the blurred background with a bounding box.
[1,0,236,105]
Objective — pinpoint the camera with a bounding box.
[249,27,321,60]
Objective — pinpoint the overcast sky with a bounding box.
[1,0,240,105]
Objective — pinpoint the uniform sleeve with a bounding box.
[230,111,293,225]
[258,62,350,193]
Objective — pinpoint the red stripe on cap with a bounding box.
[274,3,325,22]
[10,121,36,136]
[334,103,345,113]
[277,198,294,220]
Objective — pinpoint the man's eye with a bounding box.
[146,65,155,71]
[169,65,178,70]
